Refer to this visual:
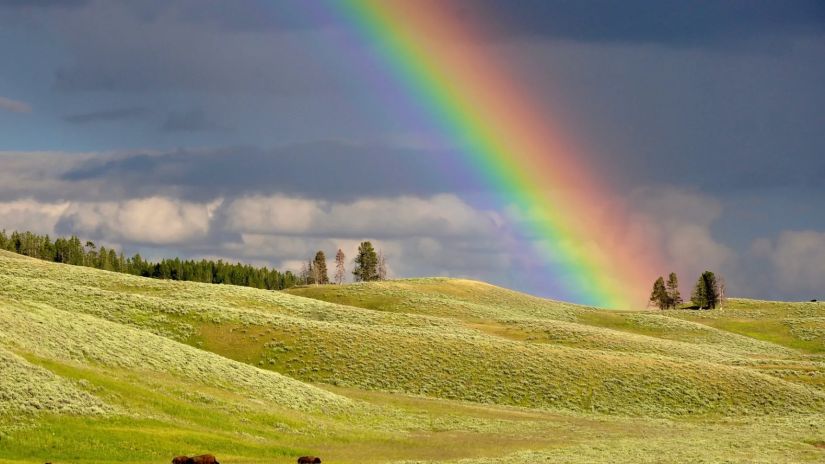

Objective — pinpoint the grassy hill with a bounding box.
[1,250,824,463]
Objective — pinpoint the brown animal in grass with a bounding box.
[188,455,220,464]
[297,456,321,464]
[172,457,190,464]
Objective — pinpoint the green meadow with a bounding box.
[0,249,824,463]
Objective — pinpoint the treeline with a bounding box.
[0,229,297,290]
[649,270,725,310]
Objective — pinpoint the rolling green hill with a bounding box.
[1,250,824,463]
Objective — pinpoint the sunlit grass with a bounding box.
[1,251,824,462]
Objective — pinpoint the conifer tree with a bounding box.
[313,250,329,284]
[0,228,297,291]
[352,241,378,282]
[691,278,707,309]
[649,276,669,309]
[306,259,316,285]
[691,271,719,309]
[110,249,120,272]
[98,246,113,271]
[84,241,96,267]
[334,248,346,284]
[666,272,682,309]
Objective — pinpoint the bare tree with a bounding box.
[377,249,388,281]
[718,275,727,309]
[299,262,309,286]
[334,248,346,285]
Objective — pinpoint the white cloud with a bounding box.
[0,199,69,234]
[0,194,510,284]
[220,194,509,280]
[0,96,31,113]
[224,196,322,235]
[59,197,219,245]
[4,188,819,301]
[224,194,502,238]
[0,197,217,245]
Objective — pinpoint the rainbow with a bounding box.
[333,1,661,308]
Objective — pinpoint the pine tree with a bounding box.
[98,246,113,270]
[352,241,378,282]
[0,228,299,291]
[703,271,719,309]
[665,272,682,309]
[313,250,329,284]
[691,271,719,309]
[306,260,315,285]
[649,276,668,309]
[691,277,708,309]
[334,248,346,285]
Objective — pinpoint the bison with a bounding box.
[189,455,220,464]
[172,455,220,464]
[297,456,321,464]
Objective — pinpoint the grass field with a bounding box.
[1,250,824,463]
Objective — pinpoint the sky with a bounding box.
[0,0,824,304]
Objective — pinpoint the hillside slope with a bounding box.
[1,251,824,463]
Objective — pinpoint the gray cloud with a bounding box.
[44,2,350,95]
[0,0,87,9]
[63,107,149,124]
[0,151,105,202]
[60,142,475,201]
[752,230,825,299]
[0,96,31,113]
[627,187,739,296]
[451,0,825,46]
[495,37,825,195]
[161,109,225,132]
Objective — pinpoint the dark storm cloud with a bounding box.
[0,0,87,9]
[456,0,825,45]
[62,142,476,201]
[490,34,825,197]
[43,1,348,95]
[161,109,225,133]
[63,107,149,124]
[158,0,334,32]
[40,0,825,97]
